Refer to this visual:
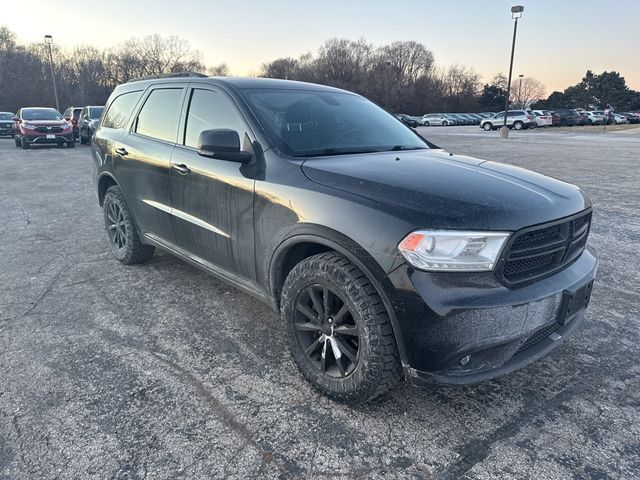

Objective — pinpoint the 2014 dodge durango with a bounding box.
[91,74,597,403]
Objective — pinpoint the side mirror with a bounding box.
[197,129,252,163]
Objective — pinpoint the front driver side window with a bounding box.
[184,89,250,148]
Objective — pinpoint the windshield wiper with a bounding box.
[390,145,427,151]
[295,148,381,158]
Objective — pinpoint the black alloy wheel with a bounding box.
[102,185,155,264]
[281,252,401,403]
[106,200,127,252]
[293,284,360,379]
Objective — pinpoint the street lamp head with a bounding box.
[519,74,524,78]
[511,5,524,18]
[44,34,53,44]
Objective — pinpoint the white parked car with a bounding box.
[421,114,455,126]
[581,111,605,125]
[613,114,628,125]
[532,110,553,127]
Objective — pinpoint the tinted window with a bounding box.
[184,89,251,148]
[89,106,105,119]
[102,91,142,129]
[0,113,13,120]
[135,88,183,142]
[242,88,428,157]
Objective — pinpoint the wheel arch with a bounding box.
[97,172,118,207]
[269,227,410,367]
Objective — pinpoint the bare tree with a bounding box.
[512,76,546,108]
[208,63,229,76]
[260,57,299,79]
[378,41,434,85]
[109,34,205,82]
[442,64,481,111]
[312,38,374,90]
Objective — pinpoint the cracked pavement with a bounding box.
[0,126,639,479]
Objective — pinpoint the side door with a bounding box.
[169,85,256,281]
[112,84,187,246]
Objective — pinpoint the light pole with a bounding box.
[44,34,60,112]
[500,5,524,139]
[518,74,524,108]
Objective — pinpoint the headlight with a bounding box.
[398,230,510,271]
[22,123,37,130]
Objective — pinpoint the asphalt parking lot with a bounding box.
[1,126,639,479]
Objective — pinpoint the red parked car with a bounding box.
[63,106,83,139]
[13,107,75,149]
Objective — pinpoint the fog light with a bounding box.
[459,355,470,366]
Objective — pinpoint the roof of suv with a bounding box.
[118,76,352,95]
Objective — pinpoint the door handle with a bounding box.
[172,163,191,175]
[115,147,128,156]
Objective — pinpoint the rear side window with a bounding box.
[102,91,142,129]
[183,88,250,148]
[135,88,183,143]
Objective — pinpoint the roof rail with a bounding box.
[126,72,208,83]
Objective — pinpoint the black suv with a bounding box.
[0,111,14,136]
[92,75,597,403]
[78,105,105,144]
[553,109,581,127]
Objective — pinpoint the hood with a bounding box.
[301,149,590,231]
[23,119,69,126]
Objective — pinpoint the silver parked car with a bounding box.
[480,110,536,131]
[421,114,455,126]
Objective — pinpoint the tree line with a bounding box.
[1,26,638,115]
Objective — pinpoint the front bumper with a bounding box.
[386,246,598,386]
[22,133,74,144]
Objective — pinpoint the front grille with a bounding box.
[515,322,561,354]
[501,210,591,285]
[35,126,63,133]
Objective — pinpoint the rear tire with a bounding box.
[280,252,401,404]
[80,131,87,144]
[483,122,492,131]
[103,185,155,264]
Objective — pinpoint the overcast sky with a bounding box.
[3,0,639,92]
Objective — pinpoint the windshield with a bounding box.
[89,107,105,119]
[0,113,13,120]
[241,88,429,157]
[22,108,62,121]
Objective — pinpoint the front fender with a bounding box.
[268,226,411,370]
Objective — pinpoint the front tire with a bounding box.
[67,140,75,148]
[513,121,524,130]
[280,252,401,404]
[21,137,30,149]
[103,185,155,264]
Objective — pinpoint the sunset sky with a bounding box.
[3,0,639,93]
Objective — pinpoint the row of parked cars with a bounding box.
[0,105,104,148]
[395,109,640,131]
